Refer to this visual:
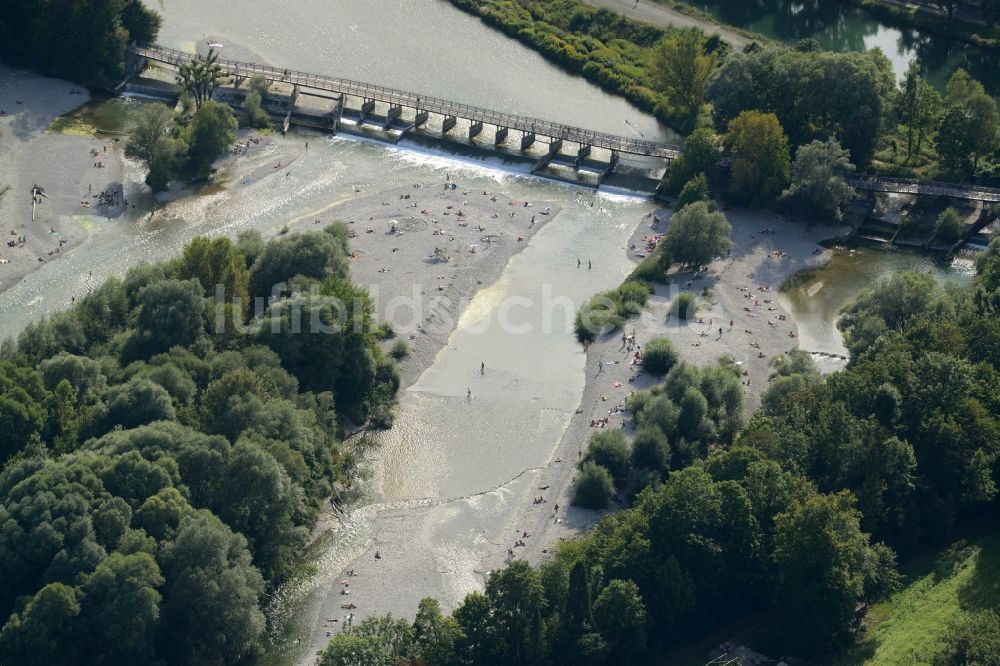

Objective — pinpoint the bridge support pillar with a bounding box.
[330,95,344,134]
[495,127,508,146]
[469,121,483,139]
[442,116,457,134]
[385,105,402,130]
[575,145,591,169]
[598,151,620,185]
[360,99,375,124]
[531,139,563,174]
[414,110,429,127]
[521,131,536,151]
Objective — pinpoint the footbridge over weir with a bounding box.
[128,43,681,182]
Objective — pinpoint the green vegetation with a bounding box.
[672,291,698,321]
[935,207,965,244]
[176,48,223,109]
[446,0,731,131]
[0,229,398,664]
[126,98,238,192]
[723,110,792,207]
[243,75,272,129]
[333,234,1000,663]
[659,201,732,269]
[780,137,857,222]
[840,535,1000,665]
[574,281,653,343]
[0,0,161,83]
[641,336,679,375]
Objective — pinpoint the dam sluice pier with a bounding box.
[127,44,681,192]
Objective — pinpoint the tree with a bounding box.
[592,579,647,664]
[665,128,720,193]
[642,337,679,375]
[581,430,632,486]
[725,111,791,206]
[185,100,238,178]
[176,48,223,108]
[125,103,188,192]
[559,560,593,658]
[652,28,718,123]
[131,278,206,358]
[838,271,953,357]
[938,71,999,177]
[660,201,732,269]
[631,426,670,472]
[243,75,271,129]
[176,236,251,314]
[937,104,974,176]
[772,491,896,657]
[484,560,545,662]
[162,511,265,665]
[413,598,461,666]
[780,138,856,221]
[248,230,350,300]
[673,173,710,211]
[897,62,943,163]
[78,552,164,665]
[0,582,81,666]
[574,461,615,510]
[936,207,964,244]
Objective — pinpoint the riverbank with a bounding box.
[0,65,123,299]
[583,0,754,49]
[510,206,850,570]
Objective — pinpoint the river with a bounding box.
[0,1,663,662]
[692,0,1000,96]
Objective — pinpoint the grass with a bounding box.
[838,533,1000,666]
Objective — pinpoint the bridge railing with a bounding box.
[845,174,1000,203]
[131,43,681,158]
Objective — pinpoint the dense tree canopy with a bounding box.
[0,0,161,82]
[0,229,398,664]
[708,45,896,167]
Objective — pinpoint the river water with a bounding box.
[693,0,1000,96]
[0,1,660,661]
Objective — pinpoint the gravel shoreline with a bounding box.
[0,65,124,299]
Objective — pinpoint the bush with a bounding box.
[632,426,670,472]
[936,207,964,244]
[390,340,409,360]
[574,282,653,343]
[673,292,697,321]
[642,337,678,375]
[582,430,632,486]
[573,461,615,510]
[370,404,394,430]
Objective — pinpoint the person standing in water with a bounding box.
[588,260,592,269]
[481,362,485,374]
[467,388,472,399]
[577,258,581,268]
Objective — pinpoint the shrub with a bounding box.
[582,430,632,486]
[390,340,409,360]
[574,282,653,343]
[936,207,964,244]
[632,426,670,472]
[642,337,678,375]
[573,462,615,510]
[370,404,394,430]
[673,292,698,321]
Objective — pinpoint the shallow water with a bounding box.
[779,244,976,355]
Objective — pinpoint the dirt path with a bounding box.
[581,0,752,49]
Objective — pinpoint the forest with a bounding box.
[0,0,161,84]
[0,228,399,665]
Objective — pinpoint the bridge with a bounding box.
[129,43,681,171]
[127,44,1000,203]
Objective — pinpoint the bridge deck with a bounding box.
[131,44,681,159]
